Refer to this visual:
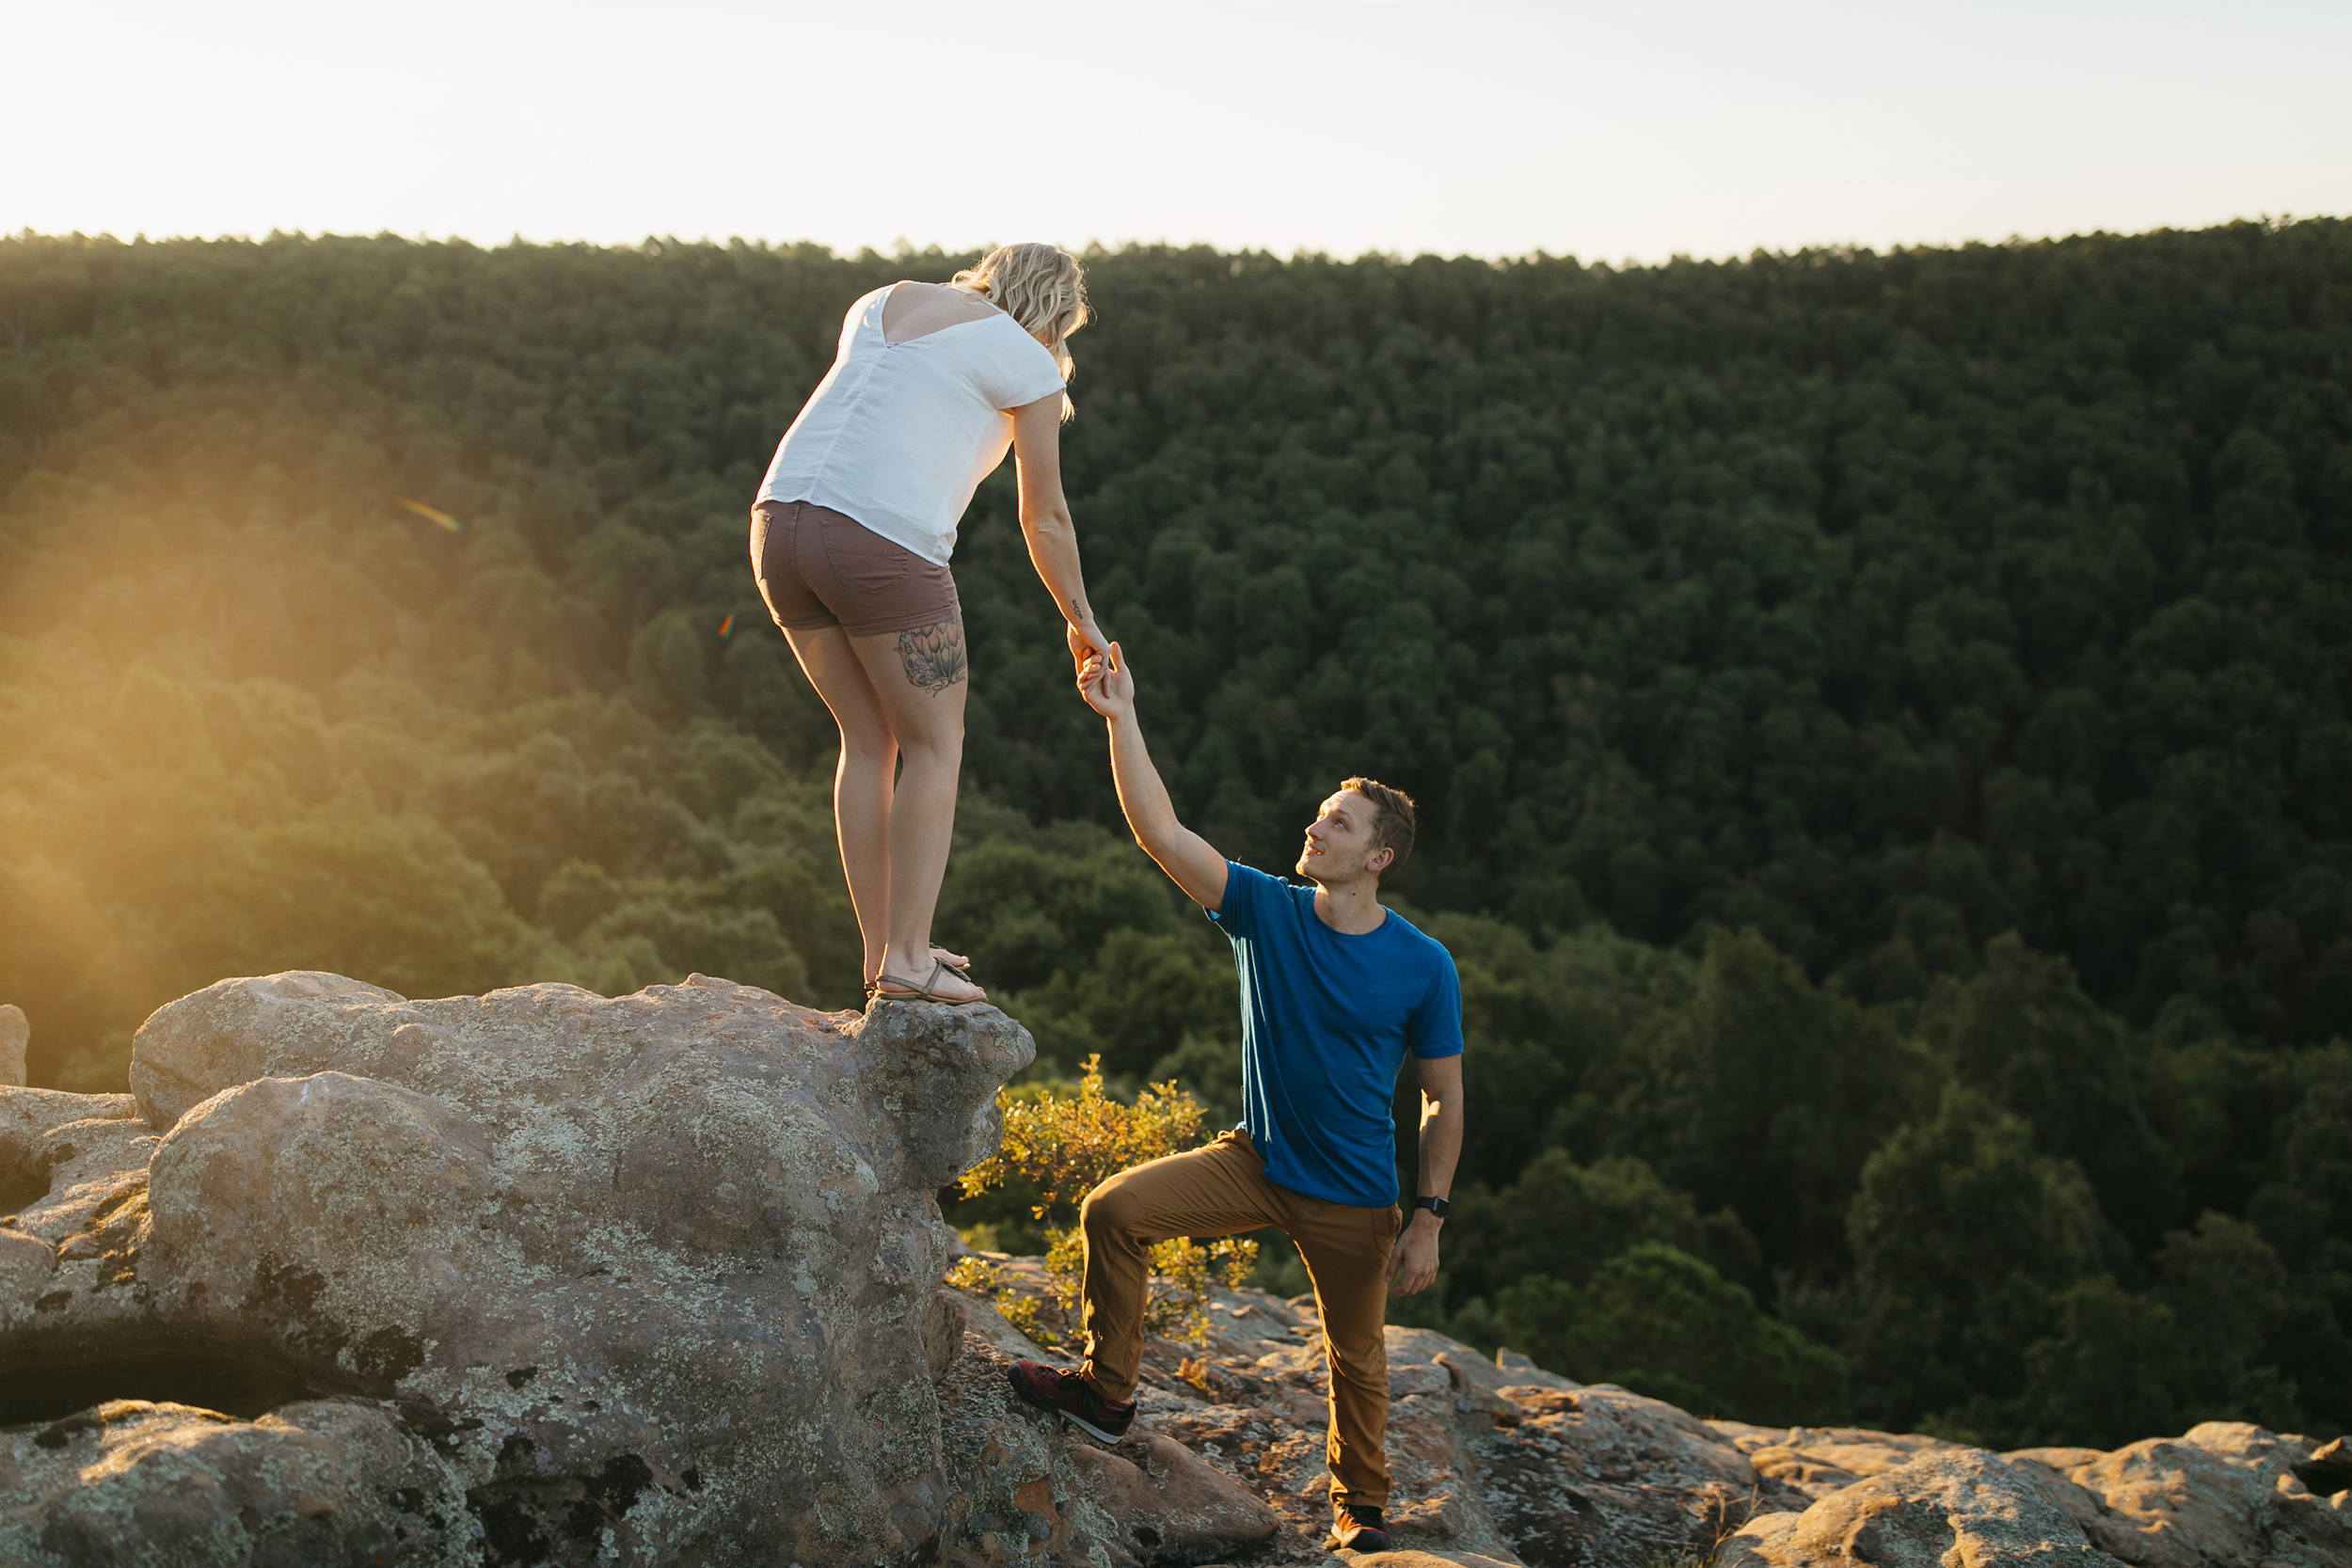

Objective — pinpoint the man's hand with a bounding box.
[1388,1211,1441,1296]
[1078,641,1134,720]
[1394,1056,1459,1298]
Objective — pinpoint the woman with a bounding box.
[750,243,1108,1006]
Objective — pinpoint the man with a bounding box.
[1007,642,1465,1556]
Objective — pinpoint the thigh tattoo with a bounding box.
[896,620,968,694]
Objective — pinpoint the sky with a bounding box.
[8,0,2347,264]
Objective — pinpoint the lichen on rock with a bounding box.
[7,970,2349,1568]
[3,969,1032,1565]
[1717,1421,2352,1568]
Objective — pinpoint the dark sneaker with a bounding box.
[1006,1360,1136,1444]
[1326,1500,1393,1552]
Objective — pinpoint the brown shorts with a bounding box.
[750,499,961,639]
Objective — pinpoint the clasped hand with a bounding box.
[1074,641,1131,719]
[1066,618,1113,671]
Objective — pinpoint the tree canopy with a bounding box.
[2,221,2347,1443]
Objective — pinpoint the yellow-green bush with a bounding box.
[955,1055,1255,1350]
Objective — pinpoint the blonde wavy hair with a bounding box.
[950,243,1089,418]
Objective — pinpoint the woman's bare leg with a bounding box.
[783,625,897,985]
[846,617,980,1002]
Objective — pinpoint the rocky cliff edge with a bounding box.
[0,970,1025,1564]
[1,972,2347,1568]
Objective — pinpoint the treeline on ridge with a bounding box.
[0,222,2347,1449]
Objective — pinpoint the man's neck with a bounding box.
[1311,879,1388,935]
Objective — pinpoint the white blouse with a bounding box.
[755,285,1069,566]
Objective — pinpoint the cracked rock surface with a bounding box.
[6,971,2348,1568]
[1717,1421,2352,1568]
[1,969,1031,1566]
[954,1264,1800,1568]
[958,1266,2351,1568]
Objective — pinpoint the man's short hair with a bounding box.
[1340,777,1417,884]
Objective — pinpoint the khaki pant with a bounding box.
[1077,1130,1402,1506]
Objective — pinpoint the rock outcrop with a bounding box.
[2,1398,477,1562]
[946,1251,2351,1568]
[5,971,2348,1568]
[957,1258,1808,1567]
[1711,1421,1960,1498]
[2,970,1032,1565]
[1718,1422,2352,1568]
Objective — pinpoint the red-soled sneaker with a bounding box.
[1005,1360,1136,1444]
[1327,1499,1393,1552]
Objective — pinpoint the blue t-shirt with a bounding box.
[1207,863,1464,1208]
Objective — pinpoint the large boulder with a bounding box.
[11,972,2352,1568]
[1465,1381,1808,1567]
[1718,1446,2125,1568]
[1,970,1033,1566]
[2049,1422,2352,1568]
[0,1399,474,1564]
[1717,1424,2352,1568]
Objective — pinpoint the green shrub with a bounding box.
[955,1055,1255,1349]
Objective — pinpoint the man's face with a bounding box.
[1295,789,1391,886]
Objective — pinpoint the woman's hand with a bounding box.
[1067,617,1113,671]
[1077,642,1134,719]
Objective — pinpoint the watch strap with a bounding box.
[1413,1195,1450,1219]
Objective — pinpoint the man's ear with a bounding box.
[1367,845,1395,877]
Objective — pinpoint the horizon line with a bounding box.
[8,214,2345,274]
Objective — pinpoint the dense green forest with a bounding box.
[2,222,2348,1449]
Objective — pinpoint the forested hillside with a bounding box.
[3,223,2348,1449]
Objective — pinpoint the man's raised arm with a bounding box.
[1077,645,1230,912]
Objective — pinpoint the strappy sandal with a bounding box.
[869,957,989,1006]
[866,946,974,1001]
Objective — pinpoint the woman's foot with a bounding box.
[865,946,972,994]
[870,952,987,1006]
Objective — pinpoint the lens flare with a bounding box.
[393,497,463,533]
[718,612,735,638]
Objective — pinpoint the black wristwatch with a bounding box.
[1413,1196,1451,1220]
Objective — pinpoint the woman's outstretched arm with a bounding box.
[1010,395,1112,666]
